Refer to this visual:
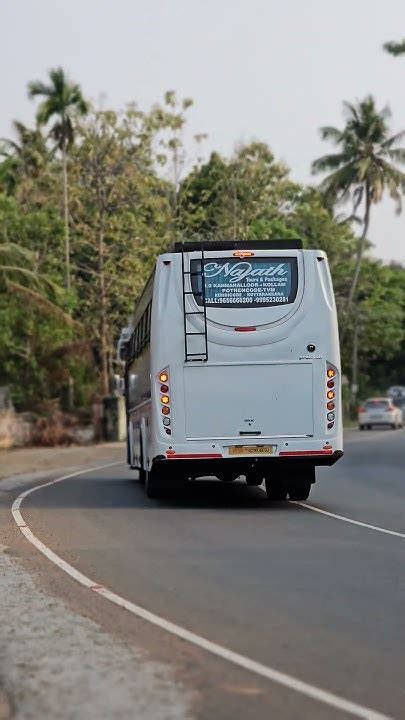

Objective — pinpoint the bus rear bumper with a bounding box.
[152,450,343,476]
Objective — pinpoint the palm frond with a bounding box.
[311,152,348,174]
[381,131,405,149]
[317,162,357,204]
[27,80,53,98]
[0,242,33,263]
[343,101,359,123]
[318,126,343,144]
[5,280,76,326]
[384,148,405,163]
[384,40,405,56]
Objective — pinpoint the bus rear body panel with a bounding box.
[184,363,314,439]
[126,244,343,483]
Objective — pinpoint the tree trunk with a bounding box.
[350,309,360,413]
[347,184,371,310]
[98,204,109,397]
[62,144,70,292]
[62,142,74,410]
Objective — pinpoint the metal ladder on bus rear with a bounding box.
[181,246,208,363]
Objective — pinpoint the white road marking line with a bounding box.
[258,485,405,539]
[10,463,392,720]
[294,502,405,539]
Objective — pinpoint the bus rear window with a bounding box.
[190,257,298,308]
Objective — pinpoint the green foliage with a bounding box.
[0,81,404,413]
[384,40,405,57]
[179,143,297,240]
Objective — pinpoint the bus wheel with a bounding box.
[138,443,146,484]
[145,467,164,499]
[288,483,311,501]
[265,479,288,501]
[246,470,263,486]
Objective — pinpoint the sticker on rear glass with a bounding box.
[190,257,298,308]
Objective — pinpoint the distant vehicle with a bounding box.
[358,398,403,431]
[119,240,343,501]
[387,386,405,410]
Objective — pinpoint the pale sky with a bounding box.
[1,0,405,263]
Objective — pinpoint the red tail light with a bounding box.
[358,406,364,413]
[234,327,256,332]
[388,406,395,412]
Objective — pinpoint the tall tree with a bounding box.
[312,96,405,309]
[27,67,88,291]
[69,107,172,395]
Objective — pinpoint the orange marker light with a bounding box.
[162,406,170,415]
[159,372,168,383]
[327,368,336,378]
[327,401,335,410]
[160,395,170,405]
[327,391,335,400]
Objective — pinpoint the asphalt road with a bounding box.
[17,429,405,719]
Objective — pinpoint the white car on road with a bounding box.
[358,398,403,431]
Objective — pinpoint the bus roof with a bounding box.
[171,239,303,252]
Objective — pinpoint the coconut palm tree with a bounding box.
[0,120,48,183]
[27,67,88,291]
[312,96,405,308]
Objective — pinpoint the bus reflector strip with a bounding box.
[234,327,256,332]
[166,452,223,459]
[279,449,333,456]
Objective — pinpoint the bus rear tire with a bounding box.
[246,470,263,486]
[288,483,311,501]
[287,466,315,501]
[265,479,288,501]
[138,443,146,484]
[145,468,164,499]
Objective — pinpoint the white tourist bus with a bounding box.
[119,240,343,499]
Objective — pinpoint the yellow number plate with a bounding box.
[228,445,274,456]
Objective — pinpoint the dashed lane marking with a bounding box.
[11,462,393,720]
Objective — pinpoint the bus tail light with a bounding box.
[326,365,338,430]
[158,369,171,434]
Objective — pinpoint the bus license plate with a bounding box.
[228,445,274,456]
